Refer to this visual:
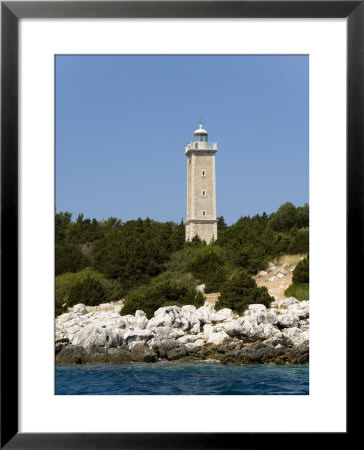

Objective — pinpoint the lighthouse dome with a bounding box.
[193,124,208,135]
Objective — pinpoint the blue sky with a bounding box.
[56,55,308,225]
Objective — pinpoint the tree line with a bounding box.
[55,202,309,317]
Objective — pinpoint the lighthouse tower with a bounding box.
[185,125,218,243]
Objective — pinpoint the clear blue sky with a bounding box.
[56,55,308,225]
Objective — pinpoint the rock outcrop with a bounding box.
[56,299,309,365]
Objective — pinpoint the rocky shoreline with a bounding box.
[56,297,309,365]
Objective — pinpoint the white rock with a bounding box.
[185,339,206,351]
[248,304,267,314]
[224,320,243,337]
[196,284,205,293]
[277,313,298,328]
[257,270,268,276]
[153,327,184,340]
[123,329,155,345]
[277,273,284,279]
[134,310,148,329]
[178,334,202,344]
[207,331,229,345]
[259,323,282,339]
[266,311,278,325]
[73,304,88,315]
[196,304,216,324]
[269,276,278,281]
[288,303,309,319]
[282,327,309,346]
[279,297,299,308]
[215,308,234,322]
[238,317,265,340]
[203,324,218,336]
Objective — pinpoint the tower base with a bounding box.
[185,220,218,244]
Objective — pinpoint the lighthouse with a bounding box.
[185,125,218,243]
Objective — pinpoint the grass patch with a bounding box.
[284,283,309,301]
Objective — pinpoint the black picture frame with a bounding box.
[1,1,355,448]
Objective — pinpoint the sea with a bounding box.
[55,361,309,395]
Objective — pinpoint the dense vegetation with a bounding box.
[55,201,309,316]
[284,256,309,301]
[215,270,274,313]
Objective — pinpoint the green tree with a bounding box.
[55,211,72,243]
[122,278,204,318]
[292,256,309,283]
[269,202,297,232]
[55,242,89,276]
[288,228,309,254]
[184,247,228,293]
[216,269,274,314]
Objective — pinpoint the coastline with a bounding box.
[56,298,309,365]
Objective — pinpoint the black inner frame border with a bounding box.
[1,1,358,448]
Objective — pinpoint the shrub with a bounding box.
[55,268,124,315]
[292,256,309,283]
[215,269,274,314]
[232,246,268,274]
[122,277,204,318]
[67,276,107,307]
[183,247,228,293]
[284,283,309,301]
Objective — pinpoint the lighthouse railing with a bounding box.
[185,142,217,151]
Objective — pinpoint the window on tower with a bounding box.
[202,170,206,177]
[202,210,206,217]
[202,190,206,197]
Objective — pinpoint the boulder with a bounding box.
[134,310,148,330]
[123,329,155,346]
[215,308,234,322]
[288,303,309,319]
[248,304,267,314]
[130,342,157,362]
[73,304,88,315]
[152,340,187,360]
[203,324,218,336]
[257,271,268,276]
[279,297,299,308]
[224,320,243,337]
[178,334,203,344]
[238,317,265,340]
[196,304,216,324]
[259,323,282,340]
[207,331,230,345]
[71,324,123,348]
[277,313,298,328]
[282,327,309,346]
[152,327,184,341]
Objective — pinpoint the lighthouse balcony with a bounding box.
[185,141,218,153]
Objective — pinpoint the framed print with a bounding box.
[1,0,357,447]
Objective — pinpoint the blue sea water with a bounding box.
[55,362,309,395]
